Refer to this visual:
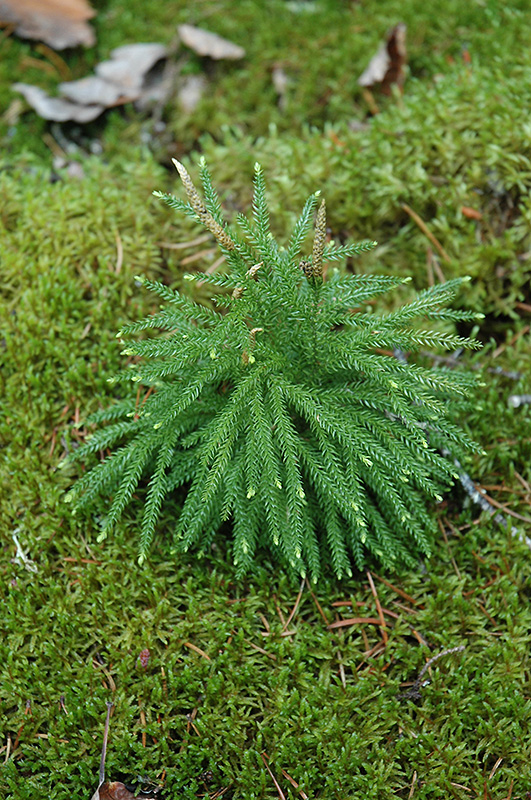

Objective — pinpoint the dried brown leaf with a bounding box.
[92,782,141,800]
[178,23,245,60]
[0,0,95,49]
[461,205,483,220]
[358,23,407,94]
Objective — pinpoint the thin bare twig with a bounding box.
[402,203,451,262]
[283,578,305,631]
[399,646,465,701]
[367,570,388,645]
[99,702,114,786]
[261,753,286,800]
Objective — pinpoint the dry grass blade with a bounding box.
[328,617,382,629]
[261,753,287,800]
[183,641,211,661]
[283,578,305,631]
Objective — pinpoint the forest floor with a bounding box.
[1,1,531,798]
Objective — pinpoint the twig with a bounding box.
[261,753,287,800]
[372,573,420,606]
[488,757,503,780]
[367,570,388,644]
[304,578,329,625]
[408,771,418,799]
[401,203,451,262]
[244,639,277,660]
[3,735,11,764]
[472,487,531,525]
[328,617,381,629]
[492,324,529,359]
[443,451,531,550]
[99,702,114,786]
[283,578,305,631]
[338,654,347,689]
[183,641,211,661]
[399,646,465,701]
[11,531,38,573]
[438,518,461,578]
[280,767,309,799]
[114,232,123,274]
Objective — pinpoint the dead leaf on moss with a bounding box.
[14,42,168,123]
[461,205,483,220]
[92,781,142,800]
[91,703,159,800]
[178,23,245,60]
[0,0,95,49]
[358,23,407,94]
[12,83,103,122]
[58,75,129,107]
[94,43,167,93]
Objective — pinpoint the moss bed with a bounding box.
[1,1,530,797]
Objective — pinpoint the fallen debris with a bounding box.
[272,63,289,110]
[399,645,466,702]
[177,74,207,114]
[91,703,159,800]
[177,23,245,60]
[13,83,103,122]
[11,531,38,573]
[358,23,407,94]
[508,393,531,408]
[14,43,167,123]
[0,0,96,49]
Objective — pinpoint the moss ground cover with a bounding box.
[1,0,531,797]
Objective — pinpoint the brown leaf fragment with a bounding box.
[94,782,141,800]
[12,82,103,122]
[0,0,96,49]
[461,205,483,220]
[178,23,245,60]
[358,23,407,94]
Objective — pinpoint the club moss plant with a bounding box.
[68,159,484,580]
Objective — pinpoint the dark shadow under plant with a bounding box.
[67,159,484,581]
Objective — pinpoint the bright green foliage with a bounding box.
[70,160,483,580]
